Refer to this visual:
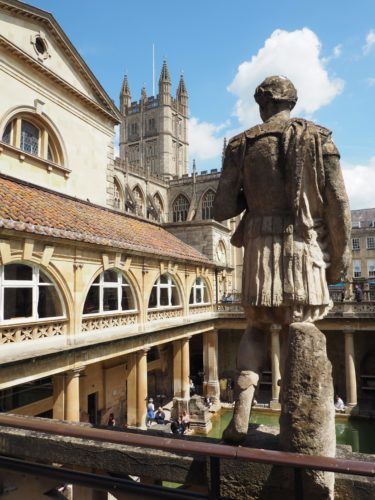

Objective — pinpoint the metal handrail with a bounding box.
[0,414,373,477]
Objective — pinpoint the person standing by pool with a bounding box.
[146,398,155,427]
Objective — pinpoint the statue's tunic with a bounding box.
[214,118,351,324]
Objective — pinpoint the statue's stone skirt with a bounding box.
[241,213,332,324]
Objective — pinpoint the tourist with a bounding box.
[107,413,116,426]
[354,285,363,303]
[154,407,166,424]
[204,396,212,409]
[334,395,345,411]
[170,419,179,434]
[146,398,155,427]
[182,411,190,432]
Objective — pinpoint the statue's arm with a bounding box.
[213,136,247,222]
[323,144,351,283]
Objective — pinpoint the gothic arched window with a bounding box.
[172,194,189,222]
[0,263,64,322]
[132,186,145,216]
[113,179,123,210]
[148,273,180,309]
[201,190,215,220]
[83,270,135,315]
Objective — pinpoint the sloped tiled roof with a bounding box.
[0,175,211,265]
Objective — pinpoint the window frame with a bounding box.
[0,263,65,324]
[201,190,215,220]
[82,270,137,316]
[367,259,375,278]
[366,237,375,250]
[189,277,210,305]
[148,273,180,310]
[352,237,360,251]
[172,194,189,222]
[353,259,362,278]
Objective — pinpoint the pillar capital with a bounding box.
[270,323,282,334]
[68,366,85,378]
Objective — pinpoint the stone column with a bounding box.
[136,349,149,429]
[345,329,358,409]
[173,340,183,398]
[181,337,191,400]
[270,323,282,409]
[203,330,220,403]
[126,353,138,427]
[52,374,65,420]
[65,368,83,422]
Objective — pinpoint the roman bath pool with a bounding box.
[206,409,375,454]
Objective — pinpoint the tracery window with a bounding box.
[189,277,209,305]
[113,179,123,210]
[148,273,180,309]
[83,270,135,315]
[1,113,64,165]
[153,193,163,214]
[132,186,145,216]
[172,194,189,222]
[0,263,64,322]
[201,190,215,220]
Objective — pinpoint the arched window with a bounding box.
[172,194,189,222]
[0,263,64,322]
[148,273,180,309]
[83,270,135,315]
[216,241,227,265]
[202,190,215,220]
[1,113,64,165]
[113,179,123,210]
[189,277,209,305]
[153,193,164,214]
[132,186,145,217]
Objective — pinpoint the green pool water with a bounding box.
[207,410,375,454]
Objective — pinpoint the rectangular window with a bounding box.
[352,238,360,251]
[368,259,375,277]
[367,237,375,250]
[352,221,361,229]
[103,288,118,311]
[353,260,362,278]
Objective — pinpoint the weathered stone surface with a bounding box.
[278,322,336,499]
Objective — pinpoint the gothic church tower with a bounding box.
[119,61,189,180]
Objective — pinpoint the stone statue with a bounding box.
[213,76,351,453]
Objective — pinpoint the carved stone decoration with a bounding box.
[214,75,351,497]
[0,321,67,343]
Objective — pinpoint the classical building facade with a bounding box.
[0,0,374,443]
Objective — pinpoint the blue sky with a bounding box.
[29,0,374,208]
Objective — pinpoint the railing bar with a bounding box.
[0,414,374,477]
[294,467,304,500]
[0,455,208,499]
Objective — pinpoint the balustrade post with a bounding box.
[344,328,358,412]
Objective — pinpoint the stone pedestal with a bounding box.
[188,395,212,433]
[279,322,335,499]
[171,397,189,421]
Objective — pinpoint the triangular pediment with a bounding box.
[0,0,121,122]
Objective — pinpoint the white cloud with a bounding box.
[228,28,344,127]
[189,117,227,161]
[363,30,375,54]
[342,157,375,209]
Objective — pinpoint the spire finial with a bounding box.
[121,74,131,97]
[159,59,171,83]
[177,72,187,96]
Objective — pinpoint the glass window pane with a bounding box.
[196,288,202,303]
[4,288,32,319]
[20,120,39,155]
[4,264,33,281]
[83,285,100,314]
[160,288,169,306]
[103,288,118,311]
[103,270,118,282]
[38,285,62,318]
[148,286,157,308]
[93,275,100,284]
[2,122,11,144]
[39,271,52,284]
[189,288,194,304]
[121,286,133,310]
[203,287,209,303]
[160,274,169,284]
[171,287,179,306]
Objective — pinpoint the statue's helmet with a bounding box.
[254,76,298,109]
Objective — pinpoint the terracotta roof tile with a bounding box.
[0,175,211,265]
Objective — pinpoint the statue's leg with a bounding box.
[223,323,266,444]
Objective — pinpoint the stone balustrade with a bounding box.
[81,312,138,332]
[147,307,183,322]
[0,319,68,344]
